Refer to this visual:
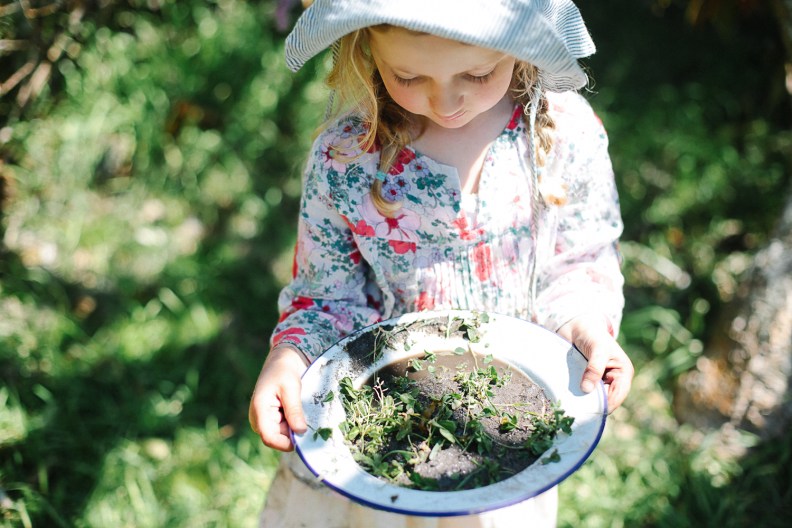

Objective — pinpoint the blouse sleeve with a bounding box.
[270,131,382,362]
[534,94,625,335]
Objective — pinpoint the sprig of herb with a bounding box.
[325,314,574,491]
[333,362,573,491]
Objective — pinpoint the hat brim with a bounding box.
[284,0,595,92]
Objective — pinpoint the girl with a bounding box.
[250,0,634,526]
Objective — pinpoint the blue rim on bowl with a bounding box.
[292,310,607,517]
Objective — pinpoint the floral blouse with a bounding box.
[271,91,624,362]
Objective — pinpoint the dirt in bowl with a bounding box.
[335,345,574,492]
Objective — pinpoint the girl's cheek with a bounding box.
[387,87,422,113]
[391,89,420,113]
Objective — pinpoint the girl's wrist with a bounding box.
[556,312,614,341]
[268,343,311,368]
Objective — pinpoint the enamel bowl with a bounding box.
[292,310,607,516]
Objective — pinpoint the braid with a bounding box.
[370,69,415,217]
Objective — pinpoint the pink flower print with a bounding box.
[359,193,421,242]
[416,291,435,311]
[341,215,376,237]
[453,216,481,241]
[272,327,307,345]
[376,212,421,240]
[388,148,417,175]
[381,173,411,202]
[472,242,493,282]
[388,240,417,254]
[320,142,348,173]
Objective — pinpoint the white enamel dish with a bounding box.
[292,310,607,516]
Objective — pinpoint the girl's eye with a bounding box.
[393,75,417,87]
[466,71,495,84]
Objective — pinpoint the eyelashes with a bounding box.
[391,71,495,87]
[392,75,416,87]
[465,71,495,84]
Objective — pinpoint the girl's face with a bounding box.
[368,27,516,130]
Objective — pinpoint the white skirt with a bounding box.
[260,452,558,528]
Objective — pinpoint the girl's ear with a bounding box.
[302,0,314,8]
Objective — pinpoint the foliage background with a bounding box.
[0,0,790,526]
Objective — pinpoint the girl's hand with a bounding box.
[249,345,310,451]
[556,314,634,412]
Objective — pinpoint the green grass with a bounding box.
[1,0,791,526]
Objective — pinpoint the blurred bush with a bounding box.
[1,1,327,525]
[1,0,791,526]
[582,0,791,378]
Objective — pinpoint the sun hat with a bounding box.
[284,0,596,93]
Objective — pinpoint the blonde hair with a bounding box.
[323,26,558,216]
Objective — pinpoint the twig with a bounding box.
[20,0,63,19]
[16,60,51,107]
[1,60,36,96]
[0,40,29,52]
[0,2,21,17]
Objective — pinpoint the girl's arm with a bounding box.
[251,126,381,449]
[536,94,633,411]
[270,133,382,363]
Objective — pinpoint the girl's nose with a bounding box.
[429,87,463,117]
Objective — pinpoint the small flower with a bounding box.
[381,173,411,202]
[408,158,430,177]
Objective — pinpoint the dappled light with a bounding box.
[1,0,791,526]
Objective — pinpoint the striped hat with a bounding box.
[284,0,595,92]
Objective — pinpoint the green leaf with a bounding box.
[438,419,457,431]
[541,449,561,465]
[314,427,333,441]
[432,421,457,444]
[347,426,360,441]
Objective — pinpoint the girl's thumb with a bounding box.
[281,383,308,434]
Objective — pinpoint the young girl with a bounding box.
[250,0,634,526]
